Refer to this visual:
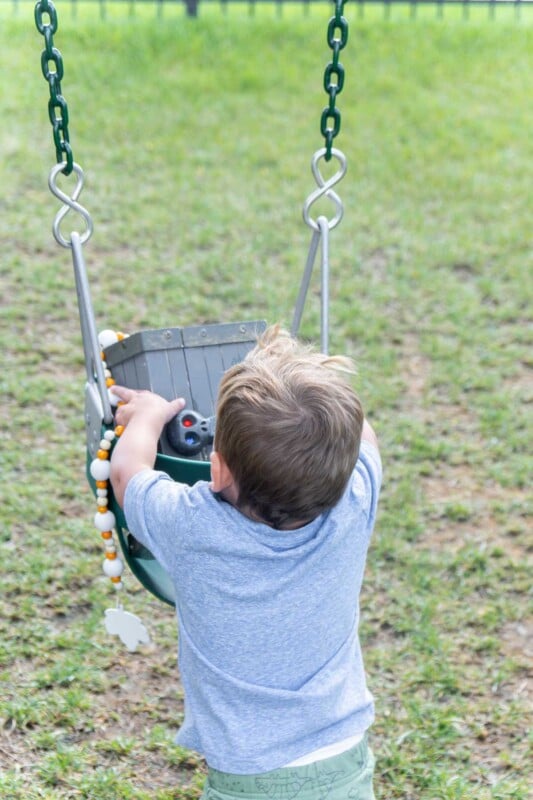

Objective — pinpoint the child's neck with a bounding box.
[220,489,312,531]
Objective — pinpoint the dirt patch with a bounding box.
[398,331,433,404]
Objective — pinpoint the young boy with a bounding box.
[110,326,382,800]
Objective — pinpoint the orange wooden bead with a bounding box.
[101,531,113,540]
[106,377,116,388]
[114,425,125,436]
[95,480,107,489]
[110,576,122,584]
[97,506,107,514]
[97,449,109,460]
[100,351,106,361]
[116,332,125,340]
[105,551,117,560]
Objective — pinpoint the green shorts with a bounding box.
[201,734,375,800]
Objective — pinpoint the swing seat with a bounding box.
[86,320,266,605]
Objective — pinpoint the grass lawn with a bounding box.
[0,4,531,799]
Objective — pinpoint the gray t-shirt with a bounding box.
[124,440,382,774]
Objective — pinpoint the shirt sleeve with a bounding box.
[351,440,383,530]
[123,468,196,568]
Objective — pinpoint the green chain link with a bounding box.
[321,0,349,161]
[35,0,73,175]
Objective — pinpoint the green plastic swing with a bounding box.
[36,0,350,606]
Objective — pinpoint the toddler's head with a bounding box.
[214,326,364,529]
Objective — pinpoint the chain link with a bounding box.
[35,0,73,175]
[321,0,349,161]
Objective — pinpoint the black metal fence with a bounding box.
[3,0,531,19]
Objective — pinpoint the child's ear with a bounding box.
[209,451,233,493]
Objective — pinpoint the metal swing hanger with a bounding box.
[291,0,349,356]
[292,147,347,355]
[35,0,113,426]
[48,161,113,427]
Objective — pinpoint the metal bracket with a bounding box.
[71,232,113,427]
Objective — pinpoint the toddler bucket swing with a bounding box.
[35,0,350,610]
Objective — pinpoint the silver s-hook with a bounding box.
[48,162,94,248]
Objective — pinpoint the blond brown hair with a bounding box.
[215,326,364,529]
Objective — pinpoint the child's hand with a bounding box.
[113,386,186,430]
[110,387,186,507]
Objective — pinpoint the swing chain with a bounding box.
[34,0,74,176]
[321,0,349,162]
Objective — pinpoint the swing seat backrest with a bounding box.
[104,320,265,460]
[86,320,266,465]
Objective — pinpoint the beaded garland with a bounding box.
[88,329,128,592]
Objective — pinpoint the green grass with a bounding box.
[0,6,532,799]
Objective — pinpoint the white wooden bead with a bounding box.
[94,510,116,531]
[96,488,108,498]
[104,430,116,442]
[102,557,124,578]
[96,496,109,507]
[99,439,111,451]
[98,329,119,349]
[108,388,120,407]
[90,458,111,482]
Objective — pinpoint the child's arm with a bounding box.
[110,386,185,508]
[361,418,379,452]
